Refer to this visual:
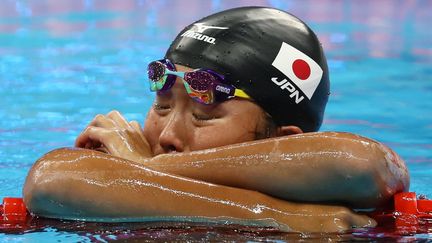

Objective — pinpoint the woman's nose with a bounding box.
[158,112,187,153]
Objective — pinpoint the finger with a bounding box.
[75,126,126,156]
[77,126,123,156]
[107,110,131,130]
[76,115,116,147]
[130,120,147,142]
[75,126,110,149]
[129,120,142,133]
[94,144,109,153]
[129,120,152,156]
[84,141,92,149]
[89,114,116,129]
[75,126,95,148]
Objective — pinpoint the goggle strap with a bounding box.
[165,69,185,79]
[182,80,192,93]
[234,89,250,99]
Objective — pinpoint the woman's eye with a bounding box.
[193,113,216,121]
[153,103,170,110]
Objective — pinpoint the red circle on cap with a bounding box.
[292,59,311,80]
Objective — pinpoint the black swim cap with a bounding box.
[165,6,329,132]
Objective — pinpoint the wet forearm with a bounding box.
[145,132,410,208]
[23,148,374,232]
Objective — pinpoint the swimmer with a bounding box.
[23,7,409,232]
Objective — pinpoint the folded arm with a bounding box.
[143,132,409,209]
[72,111,409,208]
[23,148,374,232]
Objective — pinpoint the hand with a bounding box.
[322,206,376,232]
[75,110,152,162]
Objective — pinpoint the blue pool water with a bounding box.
[1,0,431,241]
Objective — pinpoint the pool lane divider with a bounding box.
[393,192,432,230]
[0,197,28,232]
[0,193,431,232]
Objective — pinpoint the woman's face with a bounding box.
[143,64,266,155]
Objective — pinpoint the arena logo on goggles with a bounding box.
[180,23,229,45]
[271,42,323,104]
[215,84,231,94]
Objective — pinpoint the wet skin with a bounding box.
[23,65,410,232]
[24,145,378,232]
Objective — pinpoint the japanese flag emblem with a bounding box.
[272,42,323,99]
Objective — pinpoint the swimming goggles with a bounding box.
[147,59,250,105]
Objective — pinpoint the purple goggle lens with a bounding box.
[147,59,250,104]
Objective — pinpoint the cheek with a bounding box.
[190,122,257,150]
[143,111,160,146]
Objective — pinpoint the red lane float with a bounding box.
[392,192,432,232]
[0,197,29,232]
[1,193,431,232]
[1,198,28,221]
